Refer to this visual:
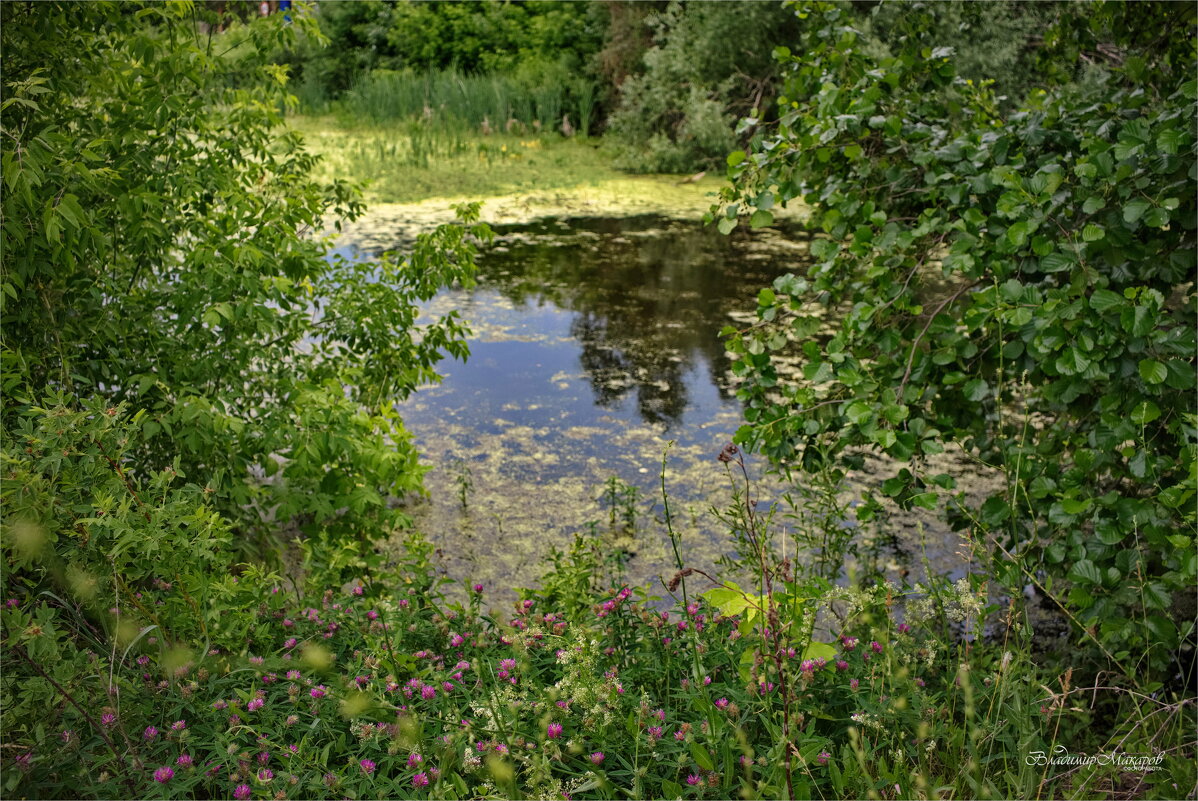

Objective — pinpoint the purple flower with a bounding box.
[715,698,729,710]
[421,684,436,700]
[897,622,911,635]
[836,660,849,672]
[310,686,326,698]
[412,772,429,788]
[176,754,194,767]
[233,784,251,799]
[850,678,860,691]
[816,751,830,766]
[547,723,563,739]
[871,640,883,654]
[171,719,186,731]
[101,712,116,727]
[359,759,376,775]
[686,773,701,786]
[472,584,484,593]
[256,768,273,783]
[144,726,159,740]
[407,753,423,768]
[15,752,32,771]
[247,698,264,712]
[590,752,605,765]
[153,766,174,783]
[648,726,663,739]
[499,658,517,671]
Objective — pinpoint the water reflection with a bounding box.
[476,215,805,426]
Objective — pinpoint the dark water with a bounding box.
[335,215,988,595]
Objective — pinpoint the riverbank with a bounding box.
[290,115,805,246]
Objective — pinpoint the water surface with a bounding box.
[336,215,991,597]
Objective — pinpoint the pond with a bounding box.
[335,214,992,599]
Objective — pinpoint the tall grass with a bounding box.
[340,67,588,135]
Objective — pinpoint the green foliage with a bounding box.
[608,1,800,173]
[287,0,604,105]
[1,1,491,558]
[712,1,1196,679]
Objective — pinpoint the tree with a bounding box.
[712,0,1196,679]
[1,0,489,565]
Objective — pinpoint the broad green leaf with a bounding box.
[1138,359,1167,384]
[1122,199,1151,224]
[749,209,774,229]
[1068,559,1102,585]
[1088,289,1124,313]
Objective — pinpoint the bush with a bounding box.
[711,0,1196,681]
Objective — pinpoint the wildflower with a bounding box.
[407,753,423,768]
[648,726,663,739]
[233,784,251,800]
[421,685,436,700]
[310,686,327,699]
[171,720,186,731]
[153,766,174,783]
[836,660,849,671]
[715,698,729,710]
[675,730,686,741]
[144,726,159,740]
[686,603,699,616]
[322,772,337,788]
[367,610,379,621]
[352,585,364,596]
[101,713,117,727]
[213,700,228,710]
[472,584,484,593]
[590,752,605,765]
[841,636,858,650]
[284,638,297,649]
[258,752,270,765]
[442,681,454,693]
[547,723,563,739]
[359,759,376,775]
[816,751,830,766]
[499,658,517,671]
[897,623,911,635]
[412,772,429,788]
[686,774,701,786]
[60,729,75,744]
[249,656,264,666]
[15,752,32,771]
[285,715,298,726]
[653,708,665,721]
[871,641,883,653]
[450,634,464,647]
[256,768,274,783]
[850,678,859,690]
[247,698,264,712]
[177,754,194,767]
[702,675,711,686]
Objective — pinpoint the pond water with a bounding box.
[335,215,990,598]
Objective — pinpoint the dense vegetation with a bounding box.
[1,1,1195,800]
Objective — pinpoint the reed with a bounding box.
[339,67,576,135]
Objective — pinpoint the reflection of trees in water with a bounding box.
[571,311,688,425]
[479,217,801,427]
